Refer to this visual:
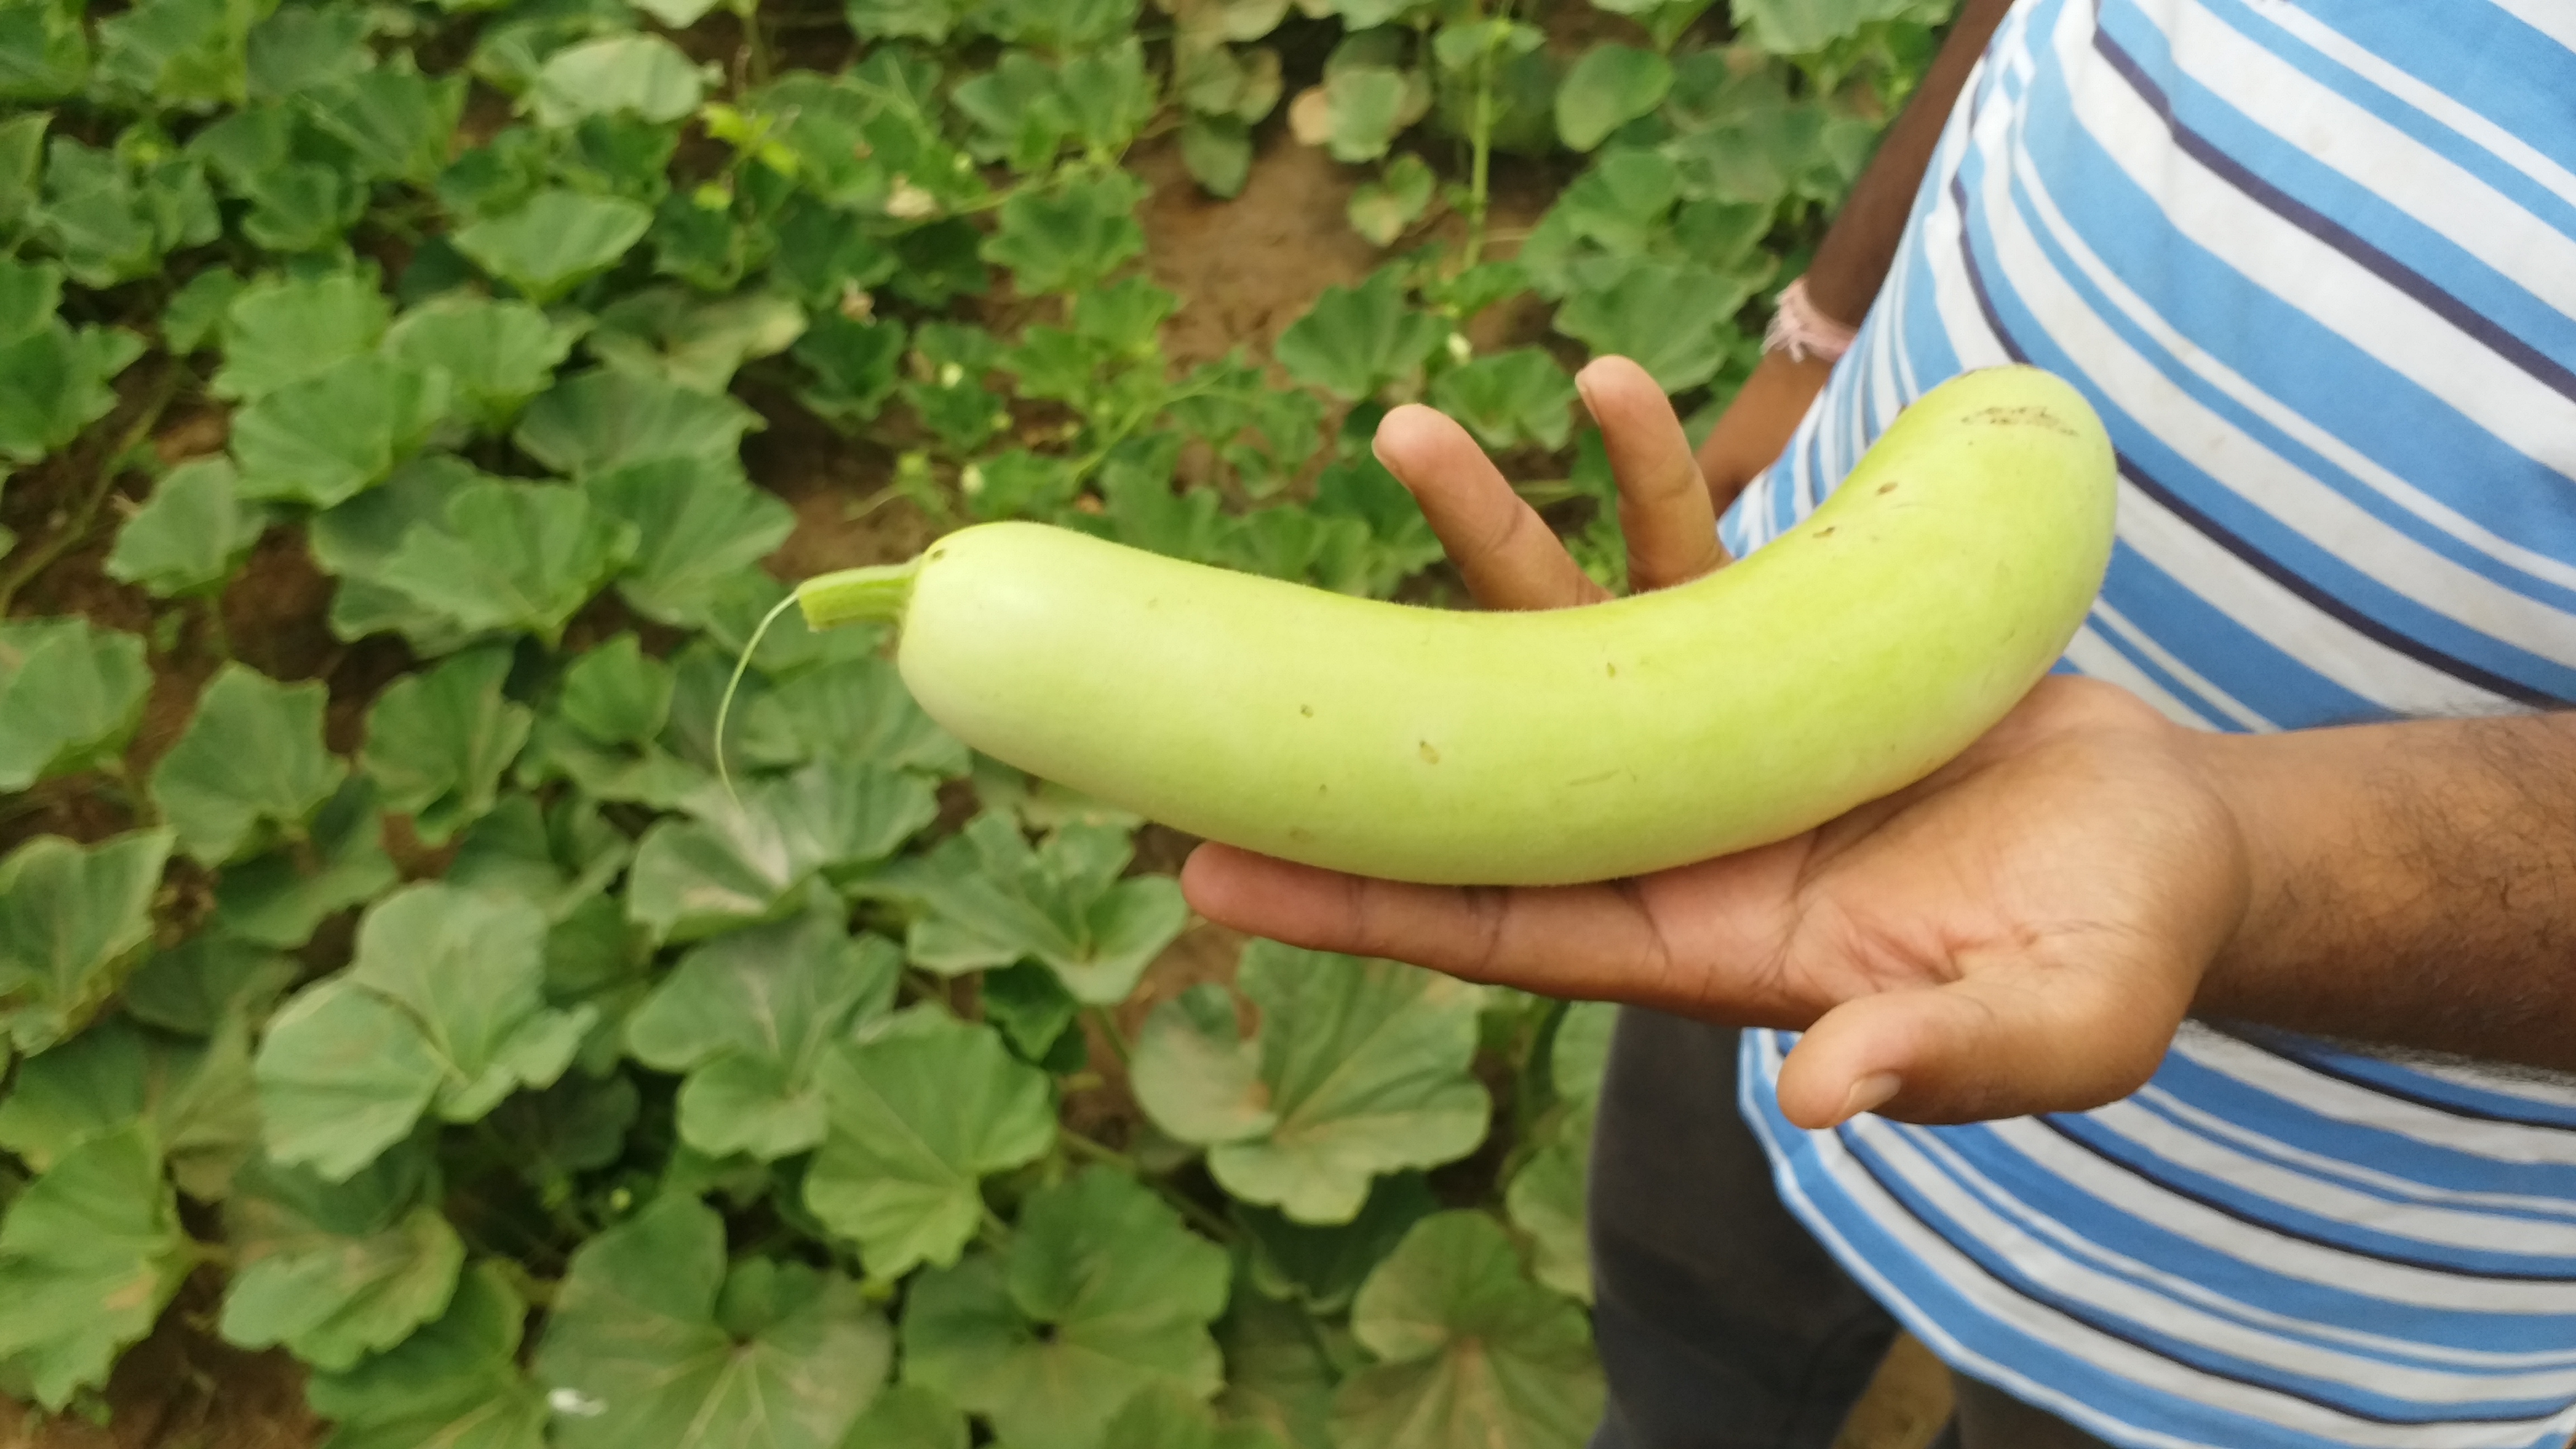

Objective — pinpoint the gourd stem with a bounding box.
[796,560,920,629]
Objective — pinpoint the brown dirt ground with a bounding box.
[0,78,1953,1449]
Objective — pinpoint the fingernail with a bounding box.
[1572,362,1602,416]
[1841,1072,1901,1122]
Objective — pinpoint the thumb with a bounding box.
[1772,965,2193,1130]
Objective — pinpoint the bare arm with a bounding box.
[2196,711,2576,1073]
[1696,0,2017,502]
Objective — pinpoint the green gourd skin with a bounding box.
[797,365,2118,887]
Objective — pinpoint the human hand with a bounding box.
[1180,357,2252,1130]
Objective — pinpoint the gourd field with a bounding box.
[0,0,1952,1445]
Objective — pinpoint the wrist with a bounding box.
[2181,726,2343,1027]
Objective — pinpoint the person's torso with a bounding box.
[1729,2,2576,1444]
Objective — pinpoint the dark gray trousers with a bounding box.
[1584,1007,2116,1449]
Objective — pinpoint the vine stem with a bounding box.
[0,364,190,617]
[1058,1125,1139,1175]
[1461,20,1500,269]
[1086,1006,1133,1068]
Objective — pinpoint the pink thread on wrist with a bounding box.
[1764,277,1858,364]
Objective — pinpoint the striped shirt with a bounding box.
[1722,2,2576,1445]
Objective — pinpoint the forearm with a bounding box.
[2194,709,2576,1071]
[1696,0,2015,494]
[1802,0,2016,323]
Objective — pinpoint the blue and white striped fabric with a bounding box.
[1720,1,2576,1445]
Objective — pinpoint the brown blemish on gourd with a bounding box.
[1966,404,2078,435]
[1299,704,1313,717]
[1605,662,1617,677]
[1418,741,1440,764]
[1876,482,1898,495]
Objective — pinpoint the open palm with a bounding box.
[1180,358,2248,1129]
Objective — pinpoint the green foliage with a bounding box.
[0,1125,190,1409]
[0,618,150,791]
[534,1194,892,1449]
[0,0,1943,1432]
[1133,943,1490,1224]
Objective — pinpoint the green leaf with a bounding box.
[229,356,451,508]
[902,1168,1229,1449]
[212,270,391,402]
[555,634,671,746]
[1347,153,1433,247]
[0,321,145,467]
[841,1385,969,1449]
[0,617,150,791]
[870,813,1186,1004]
[94,0,256,107]
[801,1008,1054,1277]
[244,4,371,98]
[1298,66,1412,164]
[220,1143,466,1370]
[845,0,956,41]
[981,170,1146,295]
[1503,1129,1590,1303]
[1554,44,1671,151]
[532,34,705,128]
[1179,114,1251,197]
[151,664,346,866]
[1550,1000,1615,1109]
[106,457,268,599]
[1330,1213,1602,1449]
[124,933,296,1038]
[1218,1291,1339,1449]
[304,64,466,185]
[977,960,1077,1064]
[626,900,902,1162]
[304,1263,550,1449]
[1060,36,1157,154]
[745,654,969,779]
[1130,942,1489,1224]
[0,1012,259,1201]
[1273,269,1446,402]
[979,0,1137,50]
[1426,348,1578,452]
[581,457,794,628]
[211,778,397,950]
[255,883,594,1181]
[626,762,938,943]
[447,792,633,922]
[381,295,580,433]
[361,645,534,843]
[1733,0,1934,55]
[307,454,489,654]
[0,257,61,343]
[481,1069,640,1184]
[791,314,905,427]
[31,141,218,288]
[1100,1386,1291,1449]
[589,288,806,395]
[375,480,638,647]
[1240,1172,1437,1315]
[0,0,88,101]
[0,1125,189,1410]
[1554,257,1756,392]
[515,366,761,475]
[453,190,653,303]
[163,268,244,356]
[534,1195,892,1449]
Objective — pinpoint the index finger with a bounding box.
[1375,404,1609,612]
